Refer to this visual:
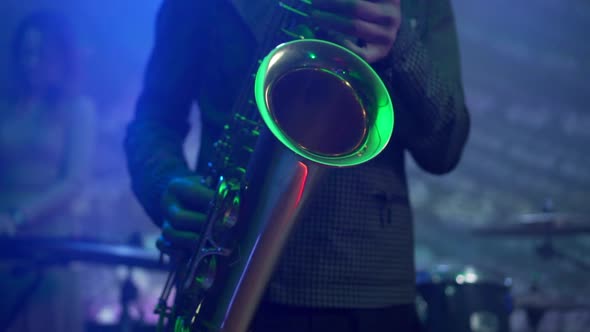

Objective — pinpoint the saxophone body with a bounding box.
[155,2,394,331]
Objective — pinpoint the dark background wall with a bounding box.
[1,0,588,330]
[412,0,589,289]
[410,1,590,329]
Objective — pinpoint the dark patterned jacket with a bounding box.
[125,0,470,308]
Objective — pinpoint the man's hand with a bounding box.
[310,0,401,63]
[157,176,215,255]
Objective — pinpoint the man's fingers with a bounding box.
[356,1,399,26]
[162,221,200,249]
[309,0,401,63]
[342,39,389,63]
[165,203,207,231]
[167,176,215,211]
[311,10,391,44]
[312,0,399,26]
[313,0,356,15]
[156,236,181,255]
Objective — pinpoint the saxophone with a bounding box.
[155,1,394,331]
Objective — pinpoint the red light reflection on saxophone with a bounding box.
[295,161,308,206]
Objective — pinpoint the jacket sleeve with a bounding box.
[124,0,205,225]
[378,0,470,174]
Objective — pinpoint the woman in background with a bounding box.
[0,10,95,332]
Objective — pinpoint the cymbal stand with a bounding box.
[535,238,590,272]
[119,268,139,332]
[534,198,590,271]
[119,233,145,332]
[522,281,545,332]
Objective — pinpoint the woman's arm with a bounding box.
[16,97,96,224]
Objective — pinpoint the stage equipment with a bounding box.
[416,264,513,332]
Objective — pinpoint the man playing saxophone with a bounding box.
[125,0,470,331]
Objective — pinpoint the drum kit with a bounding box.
[0,210,588,332]
[0,234,170,331]
[417,210,590,332]
[0,235,168,271]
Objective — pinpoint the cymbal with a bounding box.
[514,293,590,311]
[0,235,170,271]
[515,212,587,224]
[472,212,590,236]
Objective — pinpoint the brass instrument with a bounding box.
[155,2,394,331]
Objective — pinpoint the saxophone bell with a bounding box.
[257,39,394,165]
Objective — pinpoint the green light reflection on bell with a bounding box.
[254,39,394,167]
